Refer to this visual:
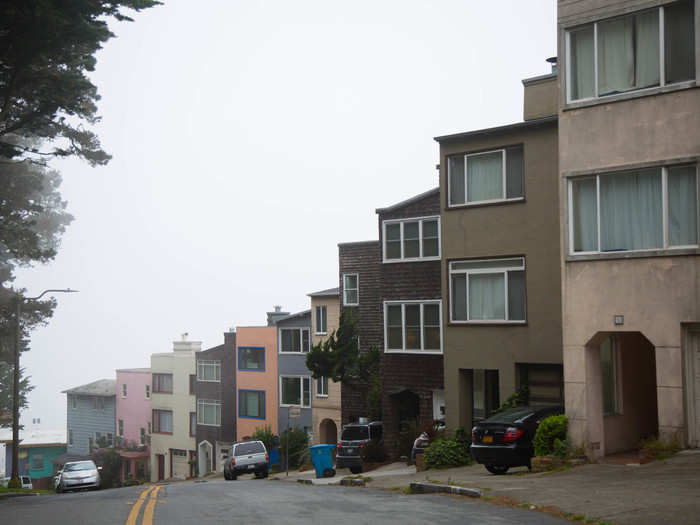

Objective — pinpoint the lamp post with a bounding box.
[9,288,78,489]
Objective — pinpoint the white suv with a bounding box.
[224,441,269,480]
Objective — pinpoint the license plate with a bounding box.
[482,435,493,443]
[248,465,254,470]
[347,448,355,454]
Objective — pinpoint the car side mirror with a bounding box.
[97,466,103,471]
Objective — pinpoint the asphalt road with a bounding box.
[0,478,567,524]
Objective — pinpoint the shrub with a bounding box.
[92,448,121,488]
[552,437,571,459]
[533,414,568,457]
[279,427,309,469]
[251,425,278,452]
[639,435,681,460]
[424,439,471,469]
[491,386,529,415]
[454,426,470,447]
[362,438,387,463]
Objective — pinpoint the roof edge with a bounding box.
[375,187,439,214]
[434,115,558,143]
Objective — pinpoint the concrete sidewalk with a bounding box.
[274,462,417,486]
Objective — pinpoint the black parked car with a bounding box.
[470,405,563,475]
[336,421,383,474]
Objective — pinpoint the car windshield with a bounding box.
[236,442,264,455]
[483,408,536,424]
[64,461,96,472]
[341,426,369,441]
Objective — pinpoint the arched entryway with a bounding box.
[197,441,212,477]
[319,418,338,444]
[585,332,658,457]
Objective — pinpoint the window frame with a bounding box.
[315,305,328,334]
[189,411,196,437]
[567,164,700,256]
[152,373,173,394]
[565,3,696,104]
[279,327,311,354]
[121,384,127,398]
[140,427,146,446]
[196,360,221,382]
[31,453,43,471]
[71,396,77,410]
[383,300,443,354]
[145,384,151,399]
[197,399,221,427]
[342,273,359,306]
[238,346,266,371]
[316,376,329,397]
[447,148,525,208]
[448,257,527,324]
[382,215,441,262]
[279,375,312,408]
[152,409,174,435]
[238,389,266,419]
[118,419,124,437]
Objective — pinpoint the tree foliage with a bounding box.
[0,0,161,164]
[0,363,34,428]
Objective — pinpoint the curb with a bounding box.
[0,492,47,499]
[409,482,481,498]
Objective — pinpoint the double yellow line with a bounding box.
[126,485,161,525]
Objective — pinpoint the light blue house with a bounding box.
[62,379,116,456]
[276,310,313,440]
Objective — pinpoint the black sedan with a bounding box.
[470,405,563,475]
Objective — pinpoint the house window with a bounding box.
[95,397,104,411]
[121,384,127,398]
[448,146,524,206]
[342,274,359,306]
[31,453,43,471]
[189,374,196,395]
[316,376,329,397]
[449,258,526,323]
[71,396,76,409]
[69,429,73,446]
[600,337,621,415]
[315,305,327,334]
[566,2,695,102]
[189,412,196,436]
[569,165,698,254]
[153,373,173,394]
[140,427,146,446]
[280,328,310,353]
[239,390,265,419]
[152,409,173,434]
[238,347,265,371]
[147,422,151,434]
[383,217,440,261]
[145,384,151,399]
[118,419,124,437]
[280,376,311,407]
[197,399,221,426]
[384,301,442,352]
[197,360,221,382]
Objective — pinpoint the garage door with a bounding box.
[171,449,188,479]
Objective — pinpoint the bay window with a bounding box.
[569,165,698,254]
[383,216,440,261]
[384,301,441,352]
[280,376,311,407]
[567,1,695,102]
[449,258,526,323]
[280,328,310,353]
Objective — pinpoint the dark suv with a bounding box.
[336,421,383,474]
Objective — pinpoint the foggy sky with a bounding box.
[16,0,556,428]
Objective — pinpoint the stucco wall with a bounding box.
[116,370,151,446]
[235,326,278,439]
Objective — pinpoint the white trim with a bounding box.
[278,327,311,354]
[448,257,526,323]
[196,398,221,427]
[342,273,359,306]
[279,375,312,408]
[314,305,327,335]
[315,376,329,397]
[383,300,443,353]
[196,360,221,383]
[382,215,441,263]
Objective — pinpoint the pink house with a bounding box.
[115,368,151,481]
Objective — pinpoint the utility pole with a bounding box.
[9,289,77,489]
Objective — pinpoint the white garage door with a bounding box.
[171,449,188,479]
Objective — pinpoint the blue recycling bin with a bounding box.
[310,444,336,478]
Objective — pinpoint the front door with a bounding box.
[157,454,164,481]
[171,449,188,479]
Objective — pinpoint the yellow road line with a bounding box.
[125,486,155,525]
[142,486,161,525]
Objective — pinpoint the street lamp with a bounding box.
[9,288,78,489]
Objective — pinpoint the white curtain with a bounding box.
[598,17,635,94]
[467,152,503,202]
[600,169,663,251]
[449,156,465,205]
[635,10,660,88]
[572,178,598,251]
[245,393,260,417]
[160,411,173,433]
[571,27,595,99]
[668,166,698,246]
[469,273,505,320]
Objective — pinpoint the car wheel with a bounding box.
[485,465,509,475]
[349,466,362,474]
[262,470,268,479]
[231,474,237,481]
[224,472,230,480]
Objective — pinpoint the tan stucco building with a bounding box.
[308,288,342,444]
[150,336,200,481]
[557,0,700,457]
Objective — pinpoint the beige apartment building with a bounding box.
[558,0,700,457]
[308,288,342,444]
[150,336,201,481]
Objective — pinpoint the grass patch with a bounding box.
[639,436,681,462]
[0,487,53,495]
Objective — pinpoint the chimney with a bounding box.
[173,335,202,353]
[546,56,558,74]
[266,305,290,326]
[224,328,236,346]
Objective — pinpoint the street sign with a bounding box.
[288,406,301,419]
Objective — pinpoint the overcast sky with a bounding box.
[16,0,556,428]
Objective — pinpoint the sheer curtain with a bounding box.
[469,273,505,320]
[598,17,635,94]
[668,166,698,246]
[467,152,503,202]
[600,169,663,251]
[572,178,598,251]
[635,10,660,88]
[571,27,595,99]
